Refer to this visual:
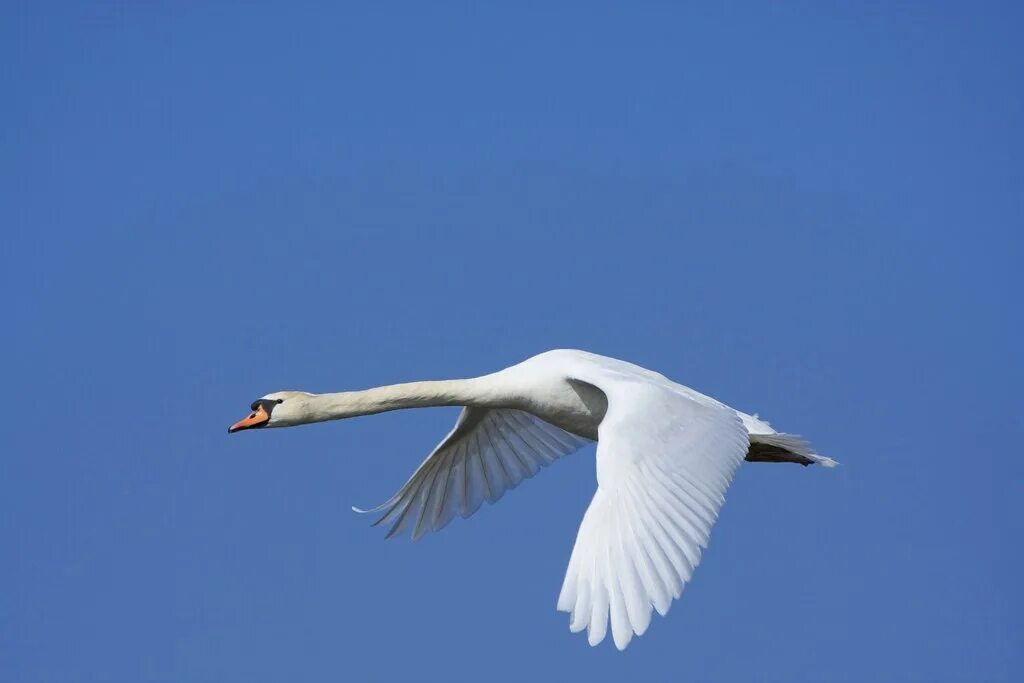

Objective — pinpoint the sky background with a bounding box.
[2,2,1021,681]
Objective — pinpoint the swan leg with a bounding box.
[744,442,814,466]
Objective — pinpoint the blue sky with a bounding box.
[2,2,1020,681]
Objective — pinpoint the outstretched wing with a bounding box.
[556,362,750,650]
[355,408,589,540]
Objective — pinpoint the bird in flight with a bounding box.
[229,349,836,649]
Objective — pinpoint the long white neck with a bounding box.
[299,377,499,424]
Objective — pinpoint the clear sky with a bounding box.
[2,2,1021,681]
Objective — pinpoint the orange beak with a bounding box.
[228,404,270,433]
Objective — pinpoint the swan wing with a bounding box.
[556,358,749,650]
[355,408,589,540]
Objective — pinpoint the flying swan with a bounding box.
[228,349,836,649]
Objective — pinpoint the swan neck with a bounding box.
[306,378,493,422]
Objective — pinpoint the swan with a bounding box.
[228,349,836,649]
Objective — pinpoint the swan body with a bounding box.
[229,349,836,649]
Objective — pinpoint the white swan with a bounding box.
[228,349,836,649]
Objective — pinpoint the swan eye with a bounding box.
[276,399,284,404]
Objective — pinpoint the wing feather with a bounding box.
[556,360,749,649]
[356,408,588,539]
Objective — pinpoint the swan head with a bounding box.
[228,391,314,433]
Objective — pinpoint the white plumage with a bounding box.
[355,407,588,540]
[230,349,836,649]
